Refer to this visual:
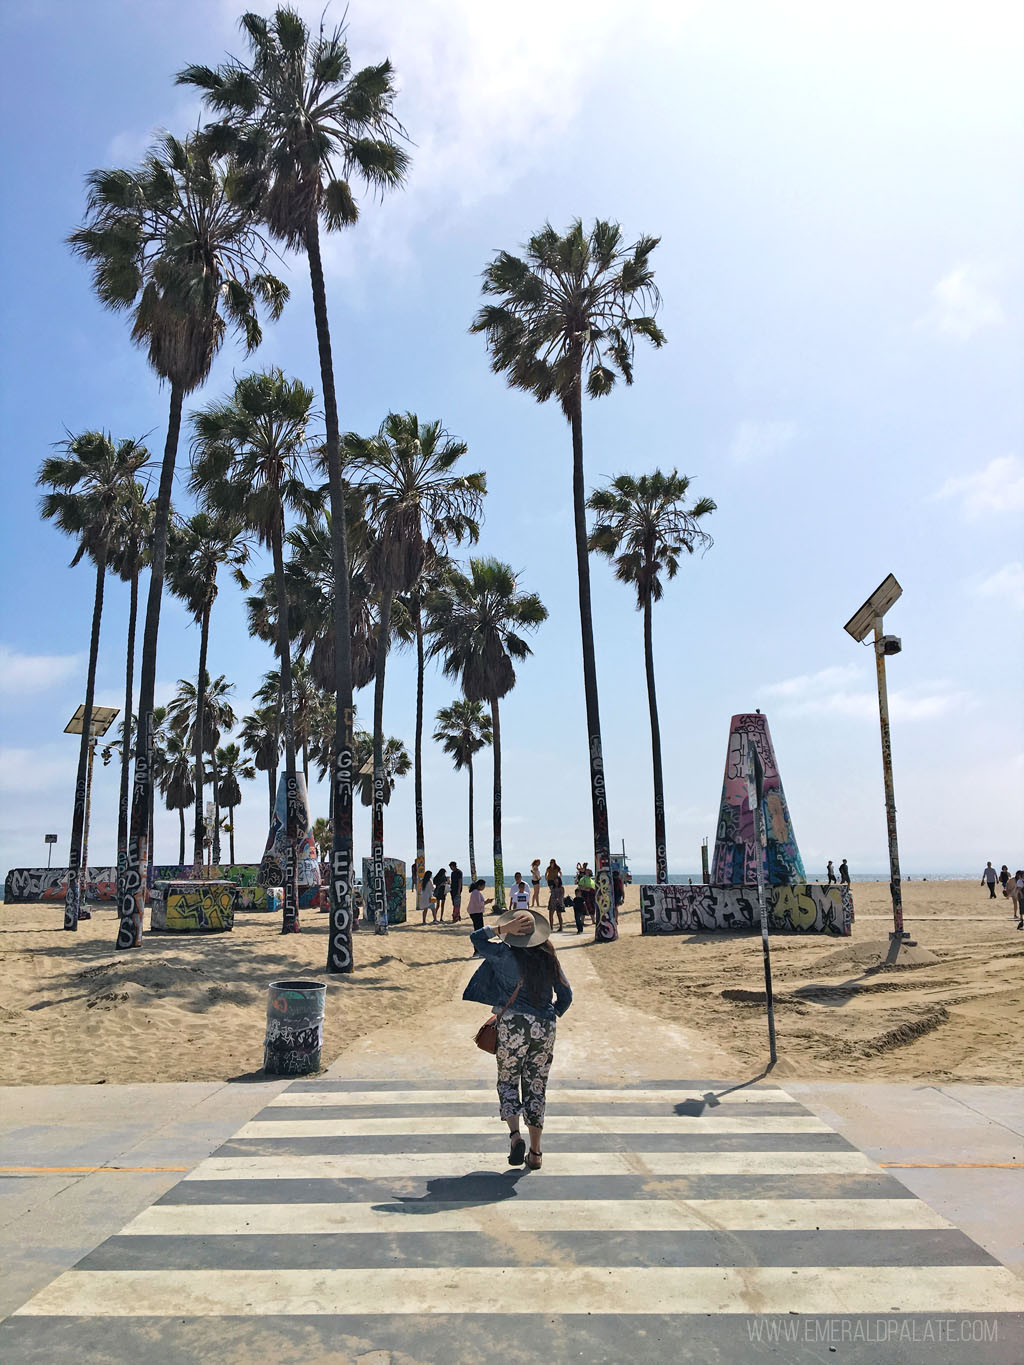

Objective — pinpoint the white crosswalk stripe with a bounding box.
[235,1113,833,1138]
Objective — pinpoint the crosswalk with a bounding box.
[4,1077,1023,1362]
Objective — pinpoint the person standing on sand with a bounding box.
[998,865,1009,892]
[419,869,436,924]
[466,878,491,953]
[434,865,449,920]
[464,909,573,1169]
[981,862,998,899]
[449,862,464,922]
[546,860,565,932]
[576,863,596,921]
[530,859,542,908]
[826,860,836,884]
[839,859,850,884]
[508,872,531,911]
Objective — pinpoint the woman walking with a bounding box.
[466,877,491,954]
[530,859,542,907]
[465,909,572,1169]
[419,869,436,924]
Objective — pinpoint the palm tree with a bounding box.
[181,8,409,973]
[428,559,547,909]
[69,132,287,950]
[246,502,379,697]
[312,816,332,862]
[352,730,411,868]
[167,674,237,867]
[216,742,255,864]
[434,699,493,882]
[588,471,715,884]
[240,704,282,823]
[190,369,315,932]
[166,513,250,872]
[103,480,155,914]
[38,431,150,929]
[255,654,318,785]
[472,219,664,940]
[347,413,485,932]
[159,721,195,865]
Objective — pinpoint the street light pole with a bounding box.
[872,617,905,940]
[844,574,910,945]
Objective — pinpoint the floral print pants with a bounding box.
[496,1011,556,1128]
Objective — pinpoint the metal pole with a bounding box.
[747,736,777,1064]
[80,738,96,910]
[47,840,53,869]
[873,619,906,940]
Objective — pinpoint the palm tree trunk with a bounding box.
[193,604,210,876]
[64,552,107,930]
[306,216,355,975]
[569,394,616,941]
[271,514,300,933]
[467,753,477,882]
[643,594,669,884]
[228,806,235,865]
[370,586,393,935]
[302,741,309,787]
[489,697,504,909]
[267,765,276,824]
[414,604,426,897]
[212,760,221,866]
[178,805,185,864]
[119,378,183,949]
[116,564,139,916]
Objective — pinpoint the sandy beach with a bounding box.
[1,880,1020,1086]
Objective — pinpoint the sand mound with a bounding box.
[810,938,940,974]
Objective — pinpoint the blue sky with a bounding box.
[1,0,1021,884]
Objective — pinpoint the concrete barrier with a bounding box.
[640,883,853,936]
[150,880,237,932]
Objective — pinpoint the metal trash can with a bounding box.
[264,979,326,1075]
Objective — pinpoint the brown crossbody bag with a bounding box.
[474,981,522,1053]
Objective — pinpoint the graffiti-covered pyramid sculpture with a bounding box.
[711,712,806,886]
[258,773,321,890]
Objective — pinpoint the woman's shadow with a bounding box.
[373,1168,530,1215]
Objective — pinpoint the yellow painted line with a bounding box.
[0,1166,189,1175]
[880,1161,1021,1169]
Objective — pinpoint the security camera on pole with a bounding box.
[843,574,913,945]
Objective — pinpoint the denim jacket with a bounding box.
[462,927,573,1022]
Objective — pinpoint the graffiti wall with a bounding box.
[258,773,320,889]
[151,880,236,932]
[4,867,117,904]
[235,885,282,912]
[4,865,265,905]
[640,883,853,937]
[711,712,806,886]
[360,858,407,925]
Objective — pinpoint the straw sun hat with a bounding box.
[497,909,551,948]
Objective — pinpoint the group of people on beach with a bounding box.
[825,859,851,884]
[417,856,625,936]
[982,862,1024,927]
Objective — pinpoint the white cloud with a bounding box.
[0,646,82,695]
[917,265,1005,340]
[932,455,1024,519]
[729,420,797,464]
[973,561,1024,611]
[263,0,696,274]
[762,666,973,723]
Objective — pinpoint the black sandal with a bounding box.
[526,1148,542,1170]
[509,1132,526,1165]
